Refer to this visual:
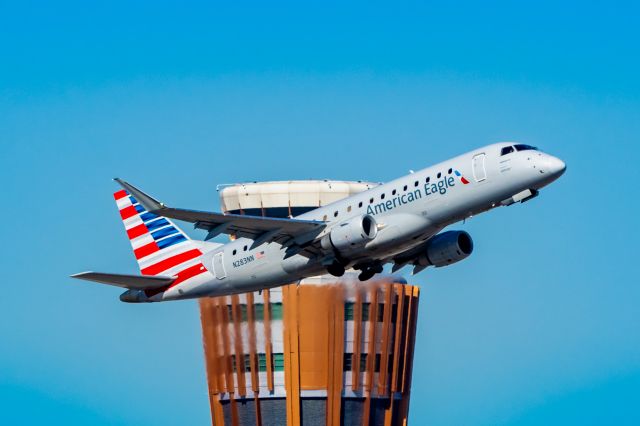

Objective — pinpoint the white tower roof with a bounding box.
[219,180,378,217]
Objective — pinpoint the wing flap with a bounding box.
[71,272,174,290]
[114,178,326,242]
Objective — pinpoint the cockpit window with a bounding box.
[514,144,538,152]
[500,146,514,156]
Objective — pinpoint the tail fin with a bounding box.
[113,189,205,279]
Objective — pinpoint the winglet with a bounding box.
[113,178,165,212]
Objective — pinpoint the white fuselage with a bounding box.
[149,142,565,301]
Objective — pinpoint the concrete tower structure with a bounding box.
[199,181,420,426]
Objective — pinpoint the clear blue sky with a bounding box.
[1,1,638,425]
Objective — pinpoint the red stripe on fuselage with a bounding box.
[119,205,138,220]
[170,263,207,287]
[140,249,202,276]
[143,262,208,298]
[127,223,148,240]
[134,241,160,259]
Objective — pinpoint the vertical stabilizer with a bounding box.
[113,189,208,285]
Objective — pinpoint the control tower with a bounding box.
[199,181,420,426]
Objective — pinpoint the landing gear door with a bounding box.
[472,153,487,182]
[213,252,226,279]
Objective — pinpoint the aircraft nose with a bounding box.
[545,155,566,177]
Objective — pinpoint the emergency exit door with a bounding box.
[472,153,487,182]
[213,252,226,279]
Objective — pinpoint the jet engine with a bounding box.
[321,214,378,254]
[416,230,474,267]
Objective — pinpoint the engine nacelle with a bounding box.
[321,214,378,254]
[417,230,474,267]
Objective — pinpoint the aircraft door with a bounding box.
[213,252,227,279]
[472,153,487,182]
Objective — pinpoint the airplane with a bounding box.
[71,142,565,303]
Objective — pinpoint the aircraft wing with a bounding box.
[115,178,326,242]
[71,272,174,290]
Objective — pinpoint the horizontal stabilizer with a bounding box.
[70,272,174,290]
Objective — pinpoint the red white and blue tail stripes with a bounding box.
[113,189,209,293]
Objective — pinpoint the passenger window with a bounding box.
[334,211,338,217]
[501,146,515,155]
[392,189,396,195]
[243,245,247,251]
[403,185,408,191]
[232,249,237,256]
[414,181,418,187]
[426,177,430,183]
[437,172,441,178]
[448,168,452,174]
[381,193,385,200]
[347,205,352,212]
[358,201,363,208]
[323,214,327,221]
